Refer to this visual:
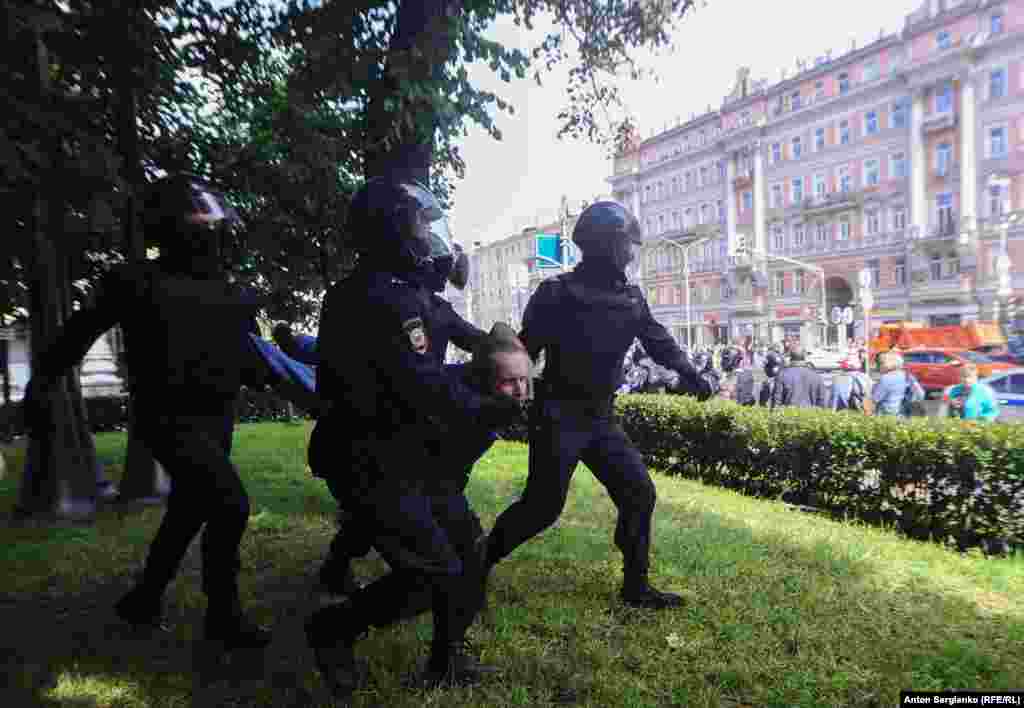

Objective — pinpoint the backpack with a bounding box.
[846,374,874,415]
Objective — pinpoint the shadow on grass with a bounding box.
[1,431,1022,708]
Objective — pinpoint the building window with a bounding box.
[792,90,802,110]
[838,165,852,192]
[792,177,803,204]
[792,136,803,159]
[742,191,753,211]
[867,259,880,287]
[936,143,952,176]
[838,72,849,94]
[701,204,714,224]
[672,211,681,229]
[936,83,953,113]
[721,280,730,300]
[865,110,878,135]
[892,98,909,129]
[815,80,825,100]
[866,210,880,235]
[864,158,880,186]
[937,193,954,232]
[671,176,678,195]
[658,214,666,233]
[930,254,943,280]
[816,222,828,244]
[989,126,1008,158]
[718,161,726,180]
[795,270,805,294]
[936,30,951,50]
[772,271,786,296]
[700,166,709,186]
[702,284,711,301]
[658,181,665,199]
[891,151,907,178]
[991,13,1003,34]
[717,199,725,224]
[990,184,1007,218]
[814,127,825,151]
[893,207,906,230]
[990,68,1007,100]
[643,185,651,204]
[771,224,785,252]
[685,208,694,227]
[943,253,960,279]
[838,217,851,241]
[864,59,880,82]
[895,257,906,285]
[771,183,783,208]
[793,224,806,249]
[772,142,781,163]
[813,174,826,198]
[685,172,694,190]
[840,119,850,145]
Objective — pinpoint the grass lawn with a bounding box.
[1,421,1022,707]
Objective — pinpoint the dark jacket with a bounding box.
[771,363,827,409]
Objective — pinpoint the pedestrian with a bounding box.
[871,351,925,418]
[771,345,827,409]
[758,351,783,406]
[303,177,523,697]
[480,200,719,611]
[829,369,873,414]
[23,175,271,651]
[718,346,757,405]
[944,362,1000,421]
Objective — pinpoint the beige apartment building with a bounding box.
[609,0,1024,349]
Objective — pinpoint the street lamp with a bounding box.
[992,209,1023,330]
[657,235,712,349]
[761,252,828,349]
[858,267,874,376]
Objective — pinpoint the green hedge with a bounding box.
[503,395,1024,551]
[614,394,1024,551]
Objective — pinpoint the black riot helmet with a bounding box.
[764,351,783,378]
[571,201,643,276]
[142,174,240,277]
[347,177,454,280]
[721,346,745,373]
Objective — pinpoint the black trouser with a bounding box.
[133,406,250,608]
[310,482,486,647]
[487,398,656,580]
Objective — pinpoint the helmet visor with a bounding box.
[426,214,454,260]
[183,184,240,227]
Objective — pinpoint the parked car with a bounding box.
[805,349,846,370]
[970,346,1024,366]
[938,368,1024,421]
[901,348,1017,394]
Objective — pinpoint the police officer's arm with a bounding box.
[437,298,487,354]
[384,292,519,425]
[634,294,709,396]
[516,280,553,363]
[31,269,127,382]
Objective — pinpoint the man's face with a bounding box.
[491,351,531,401]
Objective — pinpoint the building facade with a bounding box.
[609,0,1024,350]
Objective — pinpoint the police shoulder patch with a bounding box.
[402,317,430,354]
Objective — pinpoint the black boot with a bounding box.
[115,585,169,633]
[204,602,272,650]
[620,575,683,610]
[305,602,367,699]
[319,556,362,596]
[421,638,498,688]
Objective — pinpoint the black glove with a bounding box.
[697,367,720,401]
[272,322,294,348]
[479,393,526,428]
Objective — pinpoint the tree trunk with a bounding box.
[115,9,168,504]
[363,0,457,183]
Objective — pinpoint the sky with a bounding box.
[448,0,925,248]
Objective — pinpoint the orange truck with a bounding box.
[869,321,1006,356]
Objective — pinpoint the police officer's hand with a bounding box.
[696,368,721,401]
[480,393,526,428]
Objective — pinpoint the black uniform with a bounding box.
[28,261,265,632]
[484,259,711,600]
[306,267,510,691]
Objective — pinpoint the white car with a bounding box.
[805,349,846,371]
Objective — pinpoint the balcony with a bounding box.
[731,294,766,315]
[921,111,957,134]
[910,273,972,303]
[801,190,863,215]
[910,214,973,250]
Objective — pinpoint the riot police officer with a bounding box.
[23,175,271,650]
[718,346,757,405]
[481,200,719,610]
[758,351,784,406]
[304,178,522,698]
